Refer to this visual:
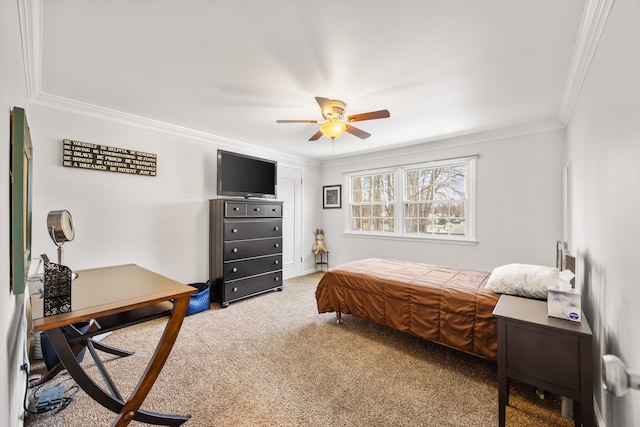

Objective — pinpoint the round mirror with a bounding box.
[47,210,75,243]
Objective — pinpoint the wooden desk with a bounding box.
[31,264,195,426]
[493,295,593,427]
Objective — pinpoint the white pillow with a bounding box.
[485,263,559,300]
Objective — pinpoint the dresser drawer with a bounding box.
[225,202,247,217]
[506,323,581,393]
[224,255,282,280]
[224,271,283,300]
[264,204,283,217]
[224,201,282,217]
[224,238,282,260]
[224,220,282,241]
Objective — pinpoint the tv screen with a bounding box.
[217,150,277,199]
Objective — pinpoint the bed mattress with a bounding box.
[315,258,500,360]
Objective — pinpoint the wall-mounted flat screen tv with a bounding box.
[217,150,277,199]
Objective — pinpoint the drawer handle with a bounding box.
[232,228,238,233]
[274,260,279,265]
[232,248,238,253]
[274,227,279,231]
[274,243,279,248]
[255,208,260,212]
[232,287,238,292]
[274,277,279,282]
[232,267,238,273]
[234,207,240,211]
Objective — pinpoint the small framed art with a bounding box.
[323,185,342,209]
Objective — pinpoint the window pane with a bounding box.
[403,162,468,236]
[420,218,431,233]
[352,173,394,203]
[384,218,394,232]
[405,164,465,202]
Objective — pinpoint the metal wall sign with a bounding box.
[63,139,157,176]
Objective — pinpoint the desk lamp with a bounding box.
[47,210,75,265]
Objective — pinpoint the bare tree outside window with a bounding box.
[405,164,466,236]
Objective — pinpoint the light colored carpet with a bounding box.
[25,272,572,426]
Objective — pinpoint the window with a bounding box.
[350,172,395,232]
[346,157,476,241]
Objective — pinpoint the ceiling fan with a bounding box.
[276,97,390,141]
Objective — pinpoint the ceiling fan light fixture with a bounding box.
[277,96,389,141]
[320,122,347,139]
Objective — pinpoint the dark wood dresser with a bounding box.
[209,198,283,307]
[493,294,593,427]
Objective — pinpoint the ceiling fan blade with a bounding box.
[308,130,323,141]
[347,109,390,122]
[276,119,319,123]
[345,125,371,139]
[315,97,333,117]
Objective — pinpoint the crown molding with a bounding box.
[31,92,321,167]
[17,0,42,101]
[322,118,565,168]
[558,0,615,126]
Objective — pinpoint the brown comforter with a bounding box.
[315,258,500,361]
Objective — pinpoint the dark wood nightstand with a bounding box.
[493,295,593,427]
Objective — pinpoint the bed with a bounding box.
[315,242,574,362]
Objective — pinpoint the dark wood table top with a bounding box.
[493,294,592,336]
[31,264,195,332]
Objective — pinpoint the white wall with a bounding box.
[320,128,566,272]
[566,0,640,425]
[1,0,31,425]
[29,105,322,282]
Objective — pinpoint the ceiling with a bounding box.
[30,0,589,161]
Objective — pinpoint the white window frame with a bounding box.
[344,156,477,243]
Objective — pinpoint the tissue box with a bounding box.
[547,288,581,322]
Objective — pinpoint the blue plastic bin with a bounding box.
[186,282,210,316]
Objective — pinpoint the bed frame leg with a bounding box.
[336,312,342,324]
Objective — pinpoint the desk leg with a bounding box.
[38,321,133,387]
[46,295,192,426]
[114,295,191,426]
[91,339,134,358]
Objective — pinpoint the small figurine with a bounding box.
[313,229,328,254]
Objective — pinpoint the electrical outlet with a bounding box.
[35,385,64,411]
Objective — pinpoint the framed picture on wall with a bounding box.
[10,107,33,295]
[323,185,341,209]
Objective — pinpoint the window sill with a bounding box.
[343,232,478,246]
